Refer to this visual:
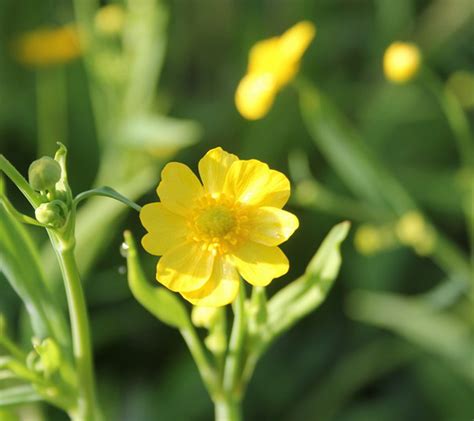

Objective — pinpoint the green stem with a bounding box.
[421,67,473,169]
[223,282,246,396]
[421,66,474,263]
[52,235,100,420]
[180,325,218,397]
[214,396,242,421]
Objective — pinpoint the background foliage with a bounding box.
[1,0,473,419]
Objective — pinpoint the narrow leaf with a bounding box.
[74,186,142,212]
[0,385,42,407]
[123,230,189,329]
[347,289,474,382]
[266,221,350,341]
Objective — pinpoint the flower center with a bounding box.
[190,195,249,255]
[195,205,236,237]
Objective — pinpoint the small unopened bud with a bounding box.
[383,42,421,84]
[35,202,66,228]
[28,157,61,192]
[191,306,219,329]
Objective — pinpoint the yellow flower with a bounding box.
[140,147,299,306]
[95,4,126,36]
[383,42,421,84]
[395,211,436,256]
[235,21,316,120]
[14,25,81,67]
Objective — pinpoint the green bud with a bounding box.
[28,157,61,192]
[35,202,66,228]
[32,338,61,378]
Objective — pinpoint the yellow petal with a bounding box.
[248,37,280,75]
[140,203,188,256]
[231,242,289,286]
[223,159,290,208]
[156,242,214,292]
[182,257,240,306]
[279,21,316,64]
[198,147,239,195]
[247,206,299,246]
[157,162,204,216]
[235,73,277,120]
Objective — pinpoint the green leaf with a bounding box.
[266,221,350,341]
[0,203,70,351]
[123,230,190,329]
[74,186,142,212]
[118,114,201,154]
[297,79,414,215]
[347,289,474,383]
[0,385,42,407]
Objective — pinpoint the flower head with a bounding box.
[383,42,421,84]
[14,25,81,67]
[140,147,299,306]
[235,21,316,120]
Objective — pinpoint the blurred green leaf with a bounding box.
[0,203,70,351]
[0,385,42,407]
[347,289,474,382]
[118,115,201,155]
[297,79,414,215]
[123,230,189,329]
[267,221,350,341]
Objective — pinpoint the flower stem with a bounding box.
[180,325,218,397]
[223,282,246,395]
[52,235,100,420]
[214,396,242,421]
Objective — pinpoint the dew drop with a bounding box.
[119,242,129,258]
[118,265,127,275]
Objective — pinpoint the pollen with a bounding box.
[189,195,248,255]
[196,205,236,237]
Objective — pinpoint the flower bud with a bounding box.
[191,306,219,329]
[395,211,436,255]
[28,157,61,192]
[383,42,421,84]
[35,202,66,228]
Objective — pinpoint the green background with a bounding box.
[1,0,473,419]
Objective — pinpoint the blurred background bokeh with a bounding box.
[1,0,473,419]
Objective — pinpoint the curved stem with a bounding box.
[53,235,100,420]
[180,325,218,397]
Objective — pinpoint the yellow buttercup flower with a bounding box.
[383,42,421,84]
[140,147,299,306]
[235,21,316,120]
[14,25,81,67]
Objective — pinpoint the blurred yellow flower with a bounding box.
[95,4,126,36]
[396,211,436,255]
[383,42,421,84]
[354,224,395,255]
[235,21,316,120]
[14,25,81,67]
[140,147,299,306]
